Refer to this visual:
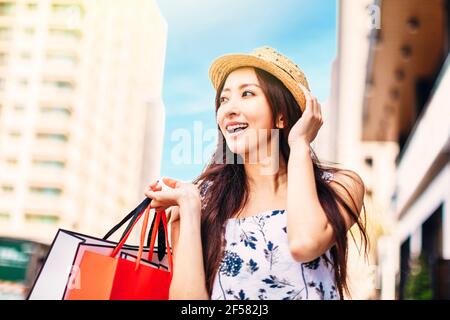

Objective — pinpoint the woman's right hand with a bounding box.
[144,177,201,217]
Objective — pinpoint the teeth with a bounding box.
[226,123,248,132]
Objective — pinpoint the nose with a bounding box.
[220,95,241,119]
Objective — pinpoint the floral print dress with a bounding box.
[208,171,340,300]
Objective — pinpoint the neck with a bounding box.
[243,154,287,194]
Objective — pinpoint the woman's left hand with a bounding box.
[287,83,323,147]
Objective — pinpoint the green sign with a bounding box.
[0,239,33,282]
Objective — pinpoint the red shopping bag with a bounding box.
[65,203,173,300]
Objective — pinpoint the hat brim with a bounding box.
[209,53,308,112]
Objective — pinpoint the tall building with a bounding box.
[0,0,167,246]
[326,0,450,299]
[364,0,450,300]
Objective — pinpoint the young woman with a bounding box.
[145,47,369,300]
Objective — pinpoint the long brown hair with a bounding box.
[193,67,369,299]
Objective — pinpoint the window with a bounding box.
[1,185,14,193]
[40,106,71,117]
[35,132,68,142]
[52,4,83,16]
[48,29,81,43]
[6,158,18,165]
[23,27,35,36]
[25,3,37,11]
[14,104,25,112]
[0,2,15,16]
[0,212,10,221]
[29,186,62,197]
[46,52,77,68]
[20,52,32,60]
[25,213,59,224]
[0,27,11,40]
[19,79,29,88]
[9,131,21,139]
[0,52,7,64]
[32,159,65,169]
[43,80,75,92]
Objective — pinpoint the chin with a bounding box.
[226,140,258,162]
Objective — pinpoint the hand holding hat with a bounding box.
[287,83,324,148]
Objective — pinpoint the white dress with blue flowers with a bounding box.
[209,171,340,300]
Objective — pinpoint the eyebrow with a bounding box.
[221,83,261,93]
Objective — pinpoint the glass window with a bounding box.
[29,186,62,197]
[40,106,71,116]
[1,185,14,192]
[0,52,7,64]
[48,29,81,43]
[46,52,77,67]
[6,158,18,165]
[35,132,68,142]
[0,212,10,221]
[14,105,25,112]
[0,2,15,15]
[43,80,75,91]
[26,3,38,11]
[20,52,31,60]
[0,27,12,40]
[25,213,59,224]
[32,159,65,169]
[9,131,21,138]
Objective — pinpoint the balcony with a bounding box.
[395,56,450,215]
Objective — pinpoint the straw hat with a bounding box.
[209,46,310,112]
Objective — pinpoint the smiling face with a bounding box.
[216,67,282,159]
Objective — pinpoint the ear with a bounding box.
[276,114,284,129]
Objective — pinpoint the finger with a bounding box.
[146,189,178,204]
[149,199,162,208]
[298,84,313,114]
[162,177,180,188]
[312,97,320,118]
[150,184,162,192]
[149,180,159,189]
[316,101,323,123]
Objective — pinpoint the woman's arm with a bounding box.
[168,202,209,300]
[287,140,365,263]
[145,178,209,299]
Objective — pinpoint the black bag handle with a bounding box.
[147,212,166,261]
[102,198,167,261]
[102,198,151,240]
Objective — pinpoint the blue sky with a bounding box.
[155,0,337,181]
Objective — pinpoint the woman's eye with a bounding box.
[219,97,228,104]
[242,90,254,97]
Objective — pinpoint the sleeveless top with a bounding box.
[201,171,340,300]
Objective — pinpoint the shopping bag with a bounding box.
[64,203,173,300]
[27,198,171,300]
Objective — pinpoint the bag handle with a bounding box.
[103,198,166,260]
[147,214,166,261]
[103,198,150,240]
[136,210,173,273]
[109,204,149,258]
